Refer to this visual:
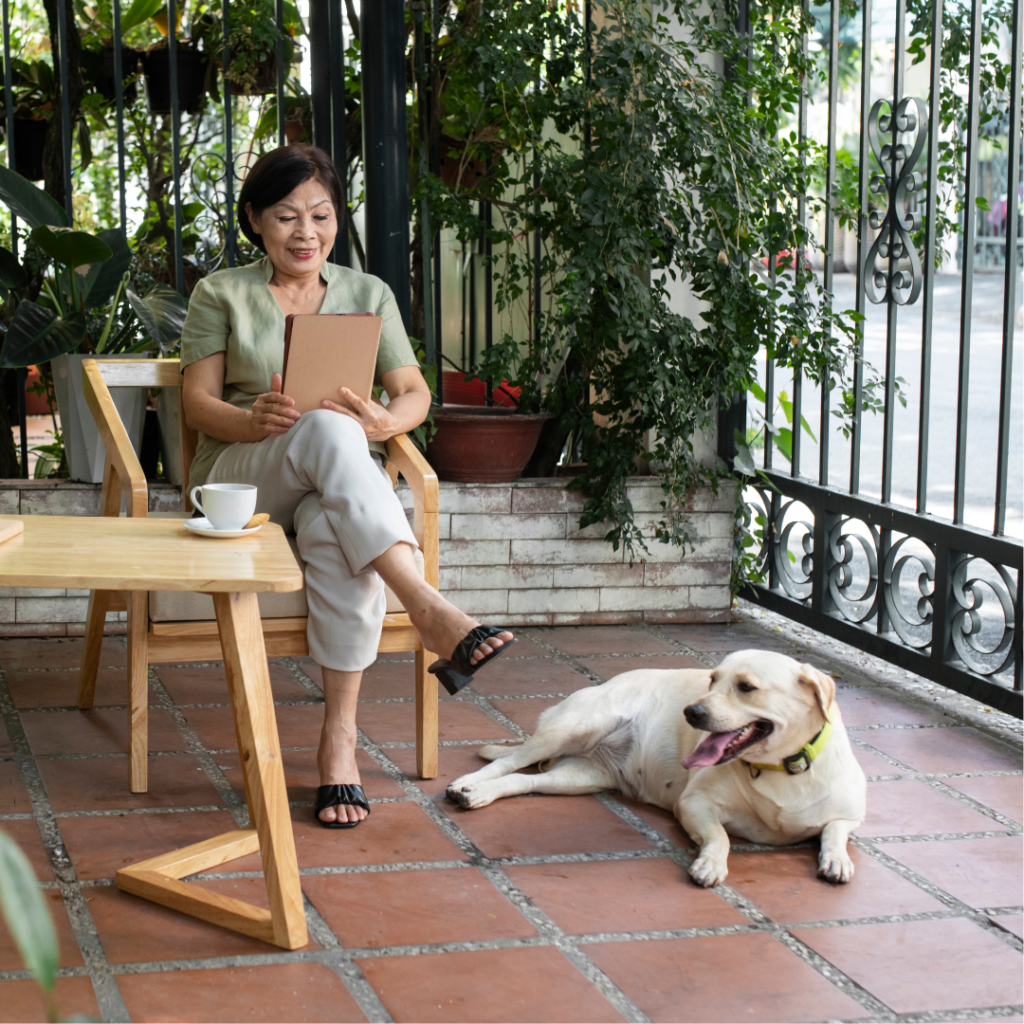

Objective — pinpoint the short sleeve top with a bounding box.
[179,256,419,489]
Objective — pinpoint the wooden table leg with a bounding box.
[116,591,307,950]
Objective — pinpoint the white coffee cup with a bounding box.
[189,483,258,531]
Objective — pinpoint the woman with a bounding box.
[180,145,514,828]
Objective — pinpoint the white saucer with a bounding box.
[183,517,264,539]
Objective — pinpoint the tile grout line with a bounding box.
[0,663,131,1023]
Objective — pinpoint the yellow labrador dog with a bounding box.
[447,650,866,887]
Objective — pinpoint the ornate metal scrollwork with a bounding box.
[827,517,880,625]
[772,499,814,601]
[863,96,928,306]
[189,150,234,271]
[882,536,935,648]
[948,555,1017,677]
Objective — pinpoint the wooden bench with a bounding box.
[76,357,440,792]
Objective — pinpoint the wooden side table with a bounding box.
[0,515,308,950]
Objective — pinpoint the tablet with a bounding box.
[281,313,383,414]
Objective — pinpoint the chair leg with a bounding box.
[127,591,149,794]
[77,590,112,710]
[415,648,439,779]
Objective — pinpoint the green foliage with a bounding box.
[0,166,69,231]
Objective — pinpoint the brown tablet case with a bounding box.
[281,313,383,414]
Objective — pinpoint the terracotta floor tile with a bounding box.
[358,945,624,1023]
[837,692,947,727]
[471,658,593,697]
[185,703,324,752]
[991,913,1023,940]
[605,794,694,848]
[535,626,678,656]
[577,655,707,681]
[117,962,365,1023]
[20,708,187,756]
[886,835,1023,908]
[0,759,31,813]
[588,933,864,1023]
[494,635,554,658]
[0,892,81,969]
[305,865,536,948]
[505,858,745,933]
[2,818,54,881]
[793,918,1024,1014]
[217,747,405,802]
[852,742,905,777]
[6,667,135,709]
[385,743,533,797]
[651,624,748,652]
[39,753,224,812]
[156,663,315,705]
[859,779,1009,837]
[359,700,515,745]
[0,977,99,1023]
[0,636,125,670]
[58,809,239,880]
[947,775,1023,825]
[301,659,426,700]
[0,720,12,757]
[441,794,654,858]
[488,697,562,734]
[725,845,943,921]
[864,726,1021,774]
[88,882,316,964]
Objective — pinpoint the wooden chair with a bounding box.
[76,358,440,793]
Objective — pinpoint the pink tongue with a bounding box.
[682,729,745,769]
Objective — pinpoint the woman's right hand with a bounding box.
[249,373,300,440]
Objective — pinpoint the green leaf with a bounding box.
[0,165,69,230]
[0,246,28,290]
[733,443,757,476]
[30,226,113,271]
[80,229,131,309]
[119,0,163,32]
[0,302,87,367]
[799,413,817,442]
[0,829,58,993]
[748,380,766,402]
[126,283,188,349]
[774,426,793,462]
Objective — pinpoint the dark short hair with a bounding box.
[237,144,344,252]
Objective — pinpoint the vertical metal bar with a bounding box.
[167,0,184,296]
[484,174,492,404]
[952,0,983,525]
[880,0,906,506]
[917,0,943,513]
[820,0,840,486]
[994,0,1022,535]
[276,0,286,148]
[56,0,73,223]
[414,4,435,374]
[469,236,477,368]
[1015,567,1023,691]
[930,539,951,670]
[765,237,776,471]
[310,0,332,153]
[221,0,235,267]
[792,0,808,479]
[113,0,127,235]
[431,0,442,403]
[850,0,872,493]
[330,0,348,267]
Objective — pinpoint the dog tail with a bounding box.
[477,743,521,761]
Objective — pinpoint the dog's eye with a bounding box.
[737,681,758,693]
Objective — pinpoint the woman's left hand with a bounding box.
[322,388,399,442]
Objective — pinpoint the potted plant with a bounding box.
[0,167,188,482]
[0,59,57,181]
[214,0,299,97]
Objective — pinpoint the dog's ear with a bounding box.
[799,666,835,722]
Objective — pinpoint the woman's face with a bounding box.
[247,177,338,279]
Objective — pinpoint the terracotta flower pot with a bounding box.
[440,370,520,407]
[426,406,553,483]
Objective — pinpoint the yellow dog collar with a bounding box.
[747,718,833,776]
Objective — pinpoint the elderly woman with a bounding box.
[180,145,513,829]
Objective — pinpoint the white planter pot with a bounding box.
[52,353,150,484]
[155,385,183,487]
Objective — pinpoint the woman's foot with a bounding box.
[317,721,366,825]
[407,590,513,667]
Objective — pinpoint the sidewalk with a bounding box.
[0,602,1019,1022]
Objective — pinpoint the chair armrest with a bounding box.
[385,433,439,589]
[82,359,149,518]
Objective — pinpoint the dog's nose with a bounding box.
[685,703,709,728]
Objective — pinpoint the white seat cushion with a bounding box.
[148,514,422,622]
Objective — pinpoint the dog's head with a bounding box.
[681,650,835,770]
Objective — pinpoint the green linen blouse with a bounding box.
[179,255,419,489]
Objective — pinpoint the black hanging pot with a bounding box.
[142,46,209,116]
[11,118,47,181]
[96,46,142,105]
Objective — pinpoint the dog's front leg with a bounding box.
[818,818,858,884]
[676,793,731,888]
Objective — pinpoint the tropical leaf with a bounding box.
[0,246,28,290]
[0,165,68,230]
[0,303,86,368]
[0,829,58,994]
[733,442,757,476]
[30,226,113,271]
[80,229,131,309]
[126,283,188,349]
[119,0,163,33]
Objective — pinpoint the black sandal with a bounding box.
[315,784,371,829]
[428,625,516,695]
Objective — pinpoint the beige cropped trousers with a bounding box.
[206,409,418,672]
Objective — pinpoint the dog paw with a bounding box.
[446,783,493,810]
[688,855,728,888]
[818,852,855,884]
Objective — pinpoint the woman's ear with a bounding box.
[245,202,260,235]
